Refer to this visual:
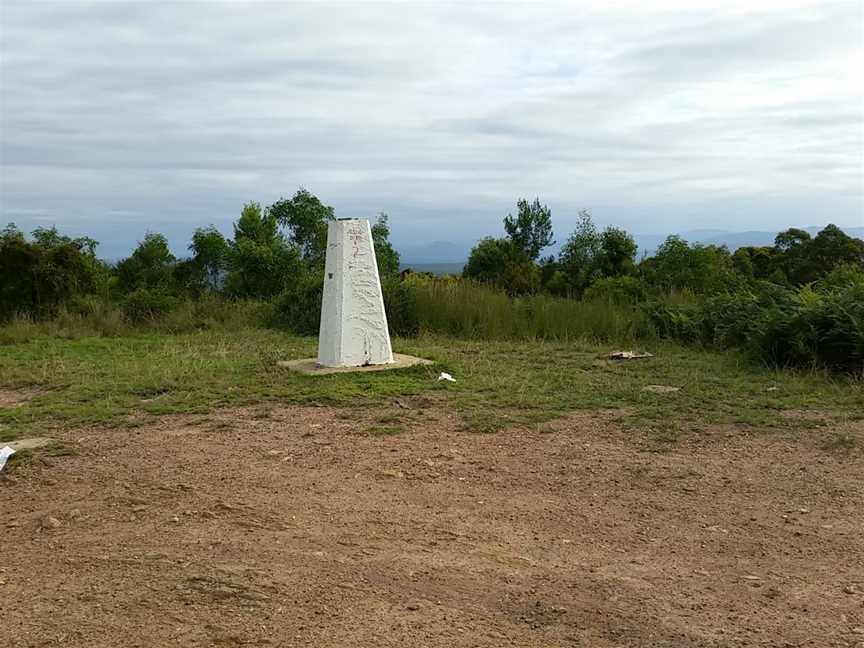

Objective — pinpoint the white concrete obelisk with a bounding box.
[317,218,394,367]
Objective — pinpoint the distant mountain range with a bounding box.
[398,225,864,272]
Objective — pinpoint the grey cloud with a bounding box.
[1,1,861,258]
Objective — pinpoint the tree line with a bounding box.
[1,189,863,372]
[1,188,399,320]
[462,197,864,298]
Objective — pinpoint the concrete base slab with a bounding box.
[7,437,56,451]
[278,353,433,376]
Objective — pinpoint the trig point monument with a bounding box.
[317,218,394,367]
[278,217,432,375]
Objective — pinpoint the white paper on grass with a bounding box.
[0,446,15,472]
[438,372,456,383]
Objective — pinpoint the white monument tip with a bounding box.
[317,218,394,368]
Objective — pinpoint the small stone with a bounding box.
[406,604,420,611]
[6,520,19,528]
[742,575,761,581]
[170,515,180,523]
[132,505,147,513]
[41,516,61,529]
[843,584,861,595]
[798,508,810,514]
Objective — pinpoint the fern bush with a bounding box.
[648,271,864,373]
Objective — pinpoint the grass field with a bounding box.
[1,328,861,444]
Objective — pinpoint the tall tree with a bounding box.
[504,198,554,261]
[225,202,302,299]
[596,227,637,278]
[190,226,228,291]
[371,212,400,278]
[268,188,334,265]
[115,233,176,293]
[233,202,278,245]
[558,210,601,294]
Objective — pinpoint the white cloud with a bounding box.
[1,0,861,255]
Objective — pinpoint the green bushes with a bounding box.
[0,225,110,321]
[273,273,323,335]
[273,275,421,337]
[122,289,182,323]
[741,282,863,372]
[583,276,650,305]
[382,277,420,337]
[645,301,702,343]
[644,273,864,373]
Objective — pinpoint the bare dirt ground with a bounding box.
[2,400,863,647]
[0,387,50,408]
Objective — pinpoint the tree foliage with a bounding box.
[371,212,400,278]
[463,238,537,295]
[641,235,740,294]
[190,226,228,292]
[556,212,637,295]
[115,233,176,294]
[224,202,302,299]
[504,198,554,261]
[268,188,334,266]
[0,224,107,319]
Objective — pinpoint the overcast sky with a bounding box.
[1,0,862,257]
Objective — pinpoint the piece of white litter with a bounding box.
[0,446,15,472]
[437,372,456,383]
[604,350,654,360]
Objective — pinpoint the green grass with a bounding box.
[1,328,861,442]
[368,425,405,436]
[408,278,653,341]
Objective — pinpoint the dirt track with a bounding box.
[2,401,863,647]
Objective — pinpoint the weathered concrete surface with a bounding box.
[7,437,56,451]
[317,219,393,367]
[279,353,432,376]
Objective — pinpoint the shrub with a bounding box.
[816,263,864,292]
[583,276,650,305]
[648,276,864,373]
[745,282,863,372]
[382,277,420,337]
[122,289,182,323]
[463,238,539,295]
[0,224,107,320]
[644,301,702,343]
[274,273,323,335]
